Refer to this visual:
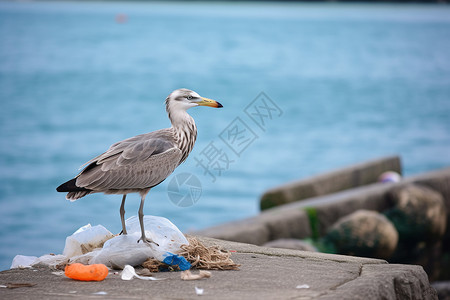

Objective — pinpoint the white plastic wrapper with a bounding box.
[10,255,38,269]
[63,224,115,258]
[120,265,165,281]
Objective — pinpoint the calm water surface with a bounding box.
[1,1,450,270]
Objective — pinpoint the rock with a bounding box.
[263,239,317,252]
[324,210,398,259]
[432,281,450,300]
[385,184,447,243]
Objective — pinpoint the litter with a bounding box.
[142,236,239,272]
[9,215,240,278]
[162,253,191,271]
[125,215,189,261]
[296,284,310,289]
[63,224,114,258]
[178,236,240,270]
[71,216,189,269]
[2,283,36,289]
[92,291,108,295]
[10,255,38,269]
[51,271,65,276]
[11,254,69,270]
[181,270,211,281]
[65,263,109,281]
[32,254,68,269]
[195,286,204,296]
[120,265,165,281]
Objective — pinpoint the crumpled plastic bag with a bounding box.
[71,216,190,269]
[32,254,69,269]
[11,254,69,269]
[63,224,115,258]
[125,215,189,260]
[10,255,38,269]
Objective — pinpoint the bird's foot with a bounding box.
[137,235,159,247]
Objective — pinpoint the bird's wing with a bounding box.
[75,129,183,191]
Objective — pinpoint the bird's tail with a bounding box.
[56,178,92,201]
[66,191,91,201]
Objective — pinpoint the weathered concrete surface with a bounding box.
[195,167,450,245]
[0,237,437,300]
[260,155,401,210]
[195,207,311,245]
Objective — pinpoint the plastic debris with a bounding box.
[296,284,310,289]
[1,283,36,289]
[63,224,114,258]
[10,255,38,269]
[378,171,401,183]
[32,254,68,269]
[51,271,65,276]
[121,265,165,281]
[181,270,211,281]
[65,263,109,281]
[163,253,191,271]
[80,216,189,269]
[125,215,189,261]
[88,234,153,269]
[92,291,108,295]
[195,286,204,296]
[10,215,190,272]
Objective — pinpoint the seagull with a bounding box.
[57,89,223,245]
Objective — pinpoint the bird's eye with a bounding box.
[187,95,193,100]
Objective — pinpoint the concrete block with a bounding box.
[260,155,401,210]
[194,207,311,246]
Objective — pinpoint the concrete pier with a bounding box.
[0,237,437,300]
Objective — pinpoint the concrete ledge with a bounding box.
[195,167,450,245]
[0,237,437,299]
[260,155,401,210]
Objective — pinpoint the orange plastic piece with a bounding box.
[64,263,109,281]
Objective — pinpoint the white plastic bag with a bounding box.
[63,224,115,258]
[32,254,68,269]
[88,216,189,269]
[125,215,189,261]
[10,255,38,269]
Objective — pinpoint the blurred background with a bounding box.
[1,1,449,271]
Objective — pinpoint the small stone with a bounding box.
[263,239,317,252]
[324,210,398,259]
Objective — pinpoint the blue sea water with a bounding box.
[1,1,450,271]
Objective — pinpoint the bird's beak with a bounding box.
[197,97,223,108]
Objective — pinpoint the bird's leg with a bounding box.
[120,194,127,235]
[137,193,159,246]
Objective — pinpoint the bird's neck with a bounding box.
[169,110,198,163]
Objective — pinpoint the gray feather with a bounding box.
[75,129,183,192]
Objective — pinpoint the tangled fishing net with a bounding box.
[142,236,240,272]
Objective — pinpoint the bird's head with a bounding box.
[165,89,223,113]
